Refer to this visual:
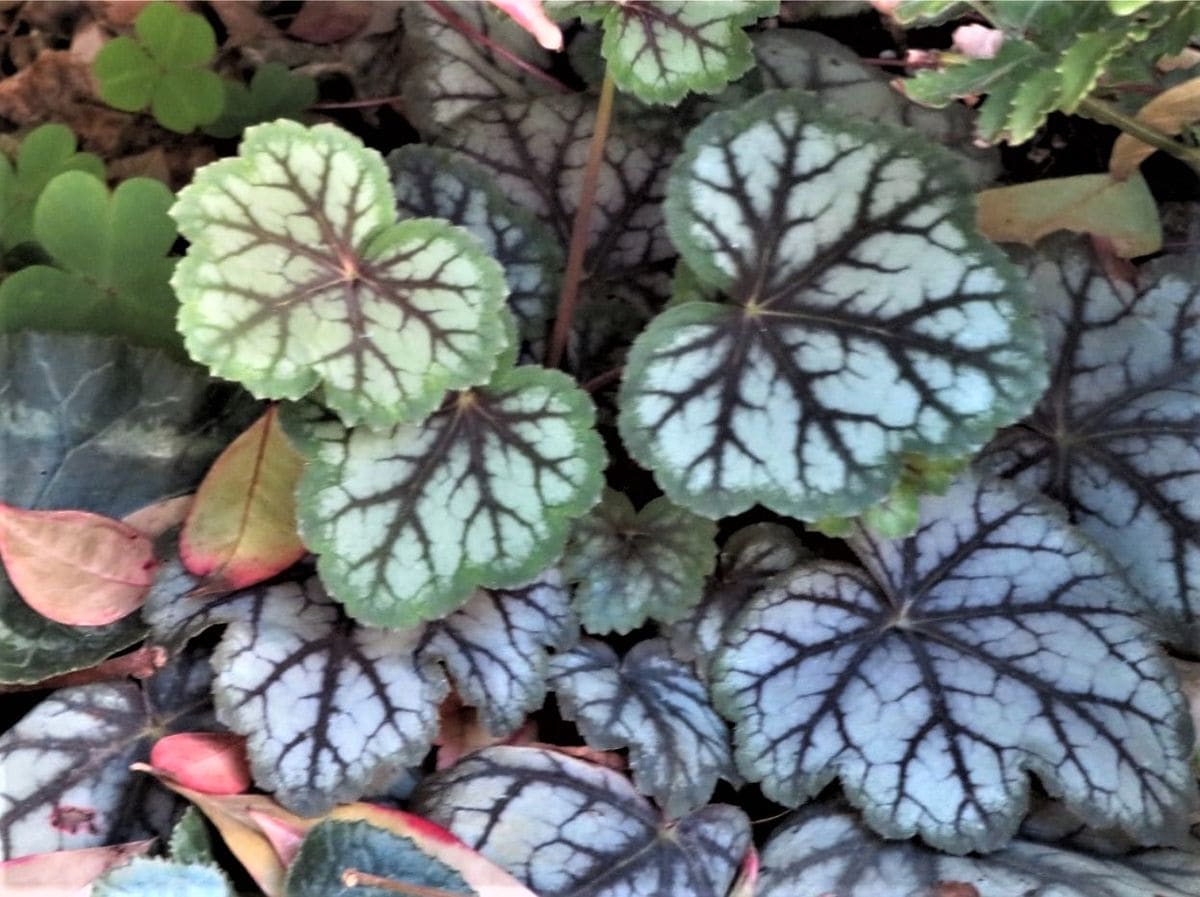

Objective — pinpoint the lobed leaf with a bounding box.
[203,63,318,140]
[94,857,234,897]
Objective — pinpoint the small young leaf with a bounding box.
[203,63,318,140]
[292,366,604,627]
[565,489,718,634]
[413,746,752,897]
[150,733,252,797]
[712,473,1197,853]
[94,857,234,897]
[549,638,737,817]
[171,121,510,428]
[0,504,156,626]
[180,406,306,592]
[169,806,214,866]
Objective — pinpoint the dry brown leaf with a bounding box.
[1110,76,1200,178]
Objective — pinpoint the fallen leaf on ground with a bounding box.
[0,839,154,896]
[1110,76,1200,178]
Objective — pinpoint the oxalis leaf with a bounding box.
[980,240,1200,650]
[170,120,510,428]
[412,745,752,897]
[290,365,604,627]
[712,473,1198,854]
[548,638,737,818]
[565,488,717,634]
[755,802,1200,897]
[618,89,1047,521]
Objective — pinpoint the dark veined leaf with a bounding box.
[168,806,214,866]
[286,819,476,897]
[170,121,510,428]
[389,145,563,347]
[0,333,255,684]
[756,802,1200,897]
[291,365,604,627]
[548,638,736,817]
[412,745,752,897]
[565,488,717,634]
[94,857,234,897]
[619,89,1046,521]
[712,473,1197,853]
[980,240,1200,650]
[665,522,808,674]
[0,652,213,860]
[553,1,779,105]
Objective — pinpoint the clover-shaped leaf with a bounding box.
[618,89,1046,521]
[555,1,779,105]
[981,241,1200,649]
[413,745,752,897]
[549,638,736,818]
[756,802,1200,897]
[0,172,181,354]
[94,858,234,897]
[712,473,1197,853]
[565,488,717,634]
[171,121,510,428]
[389,145,563,347]
[0,124,104,252]
[203,63,317,140]
[292,365,603,627]
[93,1,225,133]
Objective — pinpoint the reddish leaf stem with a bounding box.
[581,365,624,394]
[547,69,616,370]
[0,645,167,693]
[310,95,407,110]
[341,869,468,896]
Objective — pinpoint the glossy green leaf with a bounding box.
[94,857,233,897]
[0,172,181,354]
[171,121,510,427]
[619,90,1046,521]
[549,638,736,817]
[0,124,104,251]
[203,63,318,139]
[565,488,717,634]
[712,473,1197,853]
[292,365,604,627]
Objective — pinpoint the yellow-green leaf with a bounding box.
[1110,76,1200,178]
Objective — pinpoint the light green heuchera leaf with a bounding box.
[565,488,717,634]
[168,807,213,866]
[292,365,604,627]
[548,638,737,818]
[286,820,476,897]
[619,89,1046,522]
[94,858,233,897]
[171,121,510,428]
[0,172,181,354]
[756,802,1200,897]
[0,123,104,251]
[413,746,752,897]
[553,1,779,105]
[712,473,1198,854]
[981,241,1200,651]
[389,145,563,347]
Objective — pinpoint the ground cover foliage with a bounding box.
[0,1,1199,895]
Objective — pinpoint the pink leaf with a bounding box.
[150,732,253,795]
[487,0,562,51]
[0,839,154,896]
[952,24,1004,60]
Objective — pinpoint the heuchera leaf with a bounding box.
[980,241,1200,649]
[412,745,752,897]
[0,503,156,626]
[291,365,604,627]
[712,473,1197,853]
[0,172,182,355]
[170,120,511,428]
[150,733,253,796]
[93,857,234,897]
[756,802,1200,897]
[0,840,154,896]
[554,1,780,105]
[565,488,718,634]
[169,806,214,866]
[619,89,1046,521]
[180,406,306,592]
[548,638,737,818]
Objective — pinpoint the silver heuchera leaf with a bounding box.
[980,241,1200,649]
[412,745,751,897]
[94,858,234,897]
[756,803,1200,897]
[548,638,737,818]
[619,89,1047,521]
[712,473,1197,853]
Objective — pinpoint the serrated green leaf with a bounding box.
[890,0,967,25]
[168,806,213,866]
[565,488,717,634]
[94,857,233,897]
[171,121,511,427]
[413,746,751,897]
[549,638,736,817]
[619,90,1046,521]
[203,63,318,140]
[712,473,1198,853]
[292,365,604,627]
[0,124,104,251]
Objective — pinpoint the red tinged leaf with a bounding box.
[149,732,253,795]
[0,839,154,896]
[121,494,194,538]
[0,502,157,625]
[181,406,306,593]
